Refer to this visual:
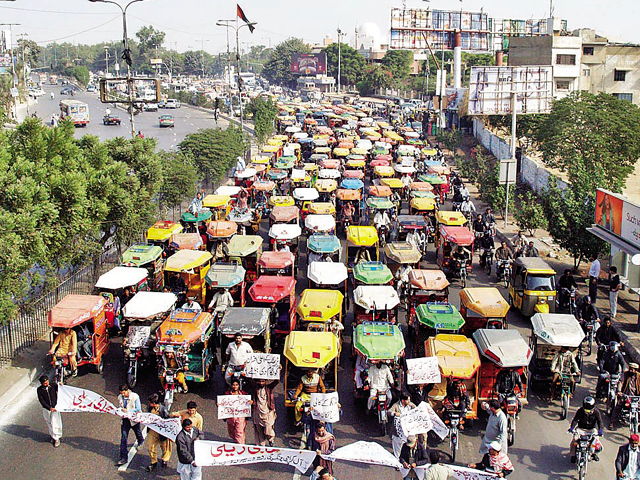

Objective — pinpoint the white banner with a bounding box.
[194,441,316,473]
[423,402,449,440]
[244,353,281,380]
[310,392,340,423]
[415,464,499,480]
[399,402,433,437]
[406,357,441,385]
[217,395,252,420]
[321,441,401,469]
[57,385,181,440]
[126,326,151,349]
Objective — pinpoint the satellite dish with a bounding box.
[632,254,640,266]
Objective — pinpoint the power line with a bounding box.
[32,16,120,45]
[0,5,113,15]
[127,14,226,38]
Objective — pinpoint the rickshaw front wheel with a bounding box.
[95,357,104,374]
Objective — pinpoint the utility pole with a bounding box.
[104,46,109,75]
[336,27,344,95]
[197,38,209,79]
[220,20,234,95]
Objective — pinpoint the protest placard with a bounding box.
[217,395,252,420]
[406,356,441,385]
[244,353,280,380]
[399,402,433,436]
[310,392,340,423]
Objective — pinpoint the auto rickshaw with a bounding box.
[164,249,212,304]
[307,262,349,308]
[215,185,242,198]
[418,173,447,203]
[170,233,204,251]
[219,307,272,362]
[315,179,338,202]
[248,275,297,342]
[205,263,247,307]
[48,294,110,382]
[318,168,341,180]
[509,257,557,316]
[396,215,428,244]
[425,334,481,421]
[267,168,288,182]
[436,210,469,228]
[207,220,238,262]
[340,178,365,191]
[436,225,475,286]
[346,225,379,269]
[383,242,422,278]
[203,194,232,220]
[353,261,394,289]
[368,185,392,198]
[353,285,400,325]
[121,244,165,290]
[304,214,336,235]
[352,322,406,417]
[258,251,295,277]
[336,189,362,226]
[275,155,295,170]
[147,220,184,251]
[269,205,300,227]
[94,266,149,329]
[373,165,394,179]
[293,188,319,212]
[180,209,213,233]
[269,195,296,209]
[459,287,510,336]
[365,197,396,228]
[283,331,339,408]
[308,202,336,217]
[268,223,302,253]
[296,289,344,342]
[225,235,263,284]
[410,197,437,224]
[406,269,450,332]
[412,302,465,357]
[121,291,177,387]
[155,309,216,406]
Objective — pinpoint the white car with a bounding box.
[28,88,46,97]
[144,103,158,112]
[165,99,180,109]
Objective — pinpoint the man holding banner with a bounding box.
[176,419,202,480]
[249,377,279,446]
[117,384,145,466]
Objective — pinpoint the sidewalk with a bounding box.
[452,136,640,364]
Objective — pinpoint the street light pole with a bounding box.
[336,27,343,95]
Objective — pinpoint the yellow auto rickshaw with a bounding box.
[203,194,232,220]
[147,220,184,251]
[163,250,212,304]
[509,257,557,316]
[296,289,344,339]
[347,225,380,269]
[459,287,510,335]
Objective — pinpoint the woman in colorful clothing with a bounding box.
[225,378,249,444]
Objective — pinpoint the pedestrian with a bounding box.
[249,377,279,446]
[171,401,203,432]
[389,393,416,457]
[616,434,640,479]
[468,441,514,477]
[225,378,249,444]
[37,375,62,447]
[588,256,601,304]
[399,435,429,480]
[480,399,508,455]
[424,451,453,480]
[146,393,172,472]
[311,421,336,474]
[609,266,622,319]
[117,384,145,466]
[175,419,202,480]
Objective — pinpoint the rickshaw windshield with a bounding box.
[527,274,555,291]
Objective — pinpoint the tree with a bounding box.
[381,49,414,83]
[322,43,366,88]
[262,38,310,86]
[514,190,548,236]
[71,65,90,86]
[178,126,245,182]
[135,26,166,55]
[356,64,393,96]
[17,38,41,66]
[157,151,198,212]
[245,96,278,145]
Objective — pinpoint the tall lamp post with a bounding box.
[216,19,257,154]
[89,0,150,138]
[336,27,345,95]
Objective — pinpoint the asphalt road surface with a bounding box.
[32,85,225,150]
[0,149,626,480]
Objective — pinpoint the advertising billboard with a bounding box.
[595,189,640,248]
[291,53,327,75]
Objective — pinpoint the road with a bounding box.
[32,85,225,150]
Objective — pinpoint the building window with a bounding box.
[583,69,591,77]
[583,46,594,55]
[614,93,633,102]
[614,69,627,82]
[556,54,576,65]
[556,80,571,91]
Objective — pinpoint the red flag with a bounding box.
[237,4,255,33]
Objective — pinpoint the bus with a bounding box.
[60,99,90,127]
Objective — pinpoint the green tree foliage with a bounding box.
[381,50,414,83]
[17,38,41,66]
[262,38,310,86]
[356,64,393,95]
[322,43,366,88]
[178,126,245,182]
[245,96,278,145]
[513,190,548,236]
[135,26,166,55]
[157,151,198,211]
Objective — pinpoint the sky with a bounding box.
[2,0,639,53]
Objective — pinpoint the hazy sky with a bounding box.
[3,0,639,53]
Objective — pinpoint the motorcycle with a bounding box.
[375,391,389,436]
[162,367,182,410]
[604,373,621,416]
[621,395,640,435]
[298,398,314,448]
[454,259,468,288]
[126,348,141,388]
[582,318,598,356]
[497,259,512,288]
[501,393,519,446]
[50,354,74,385]
[443,400,463,462]
[228,364,246,390]
[377,225,389,247]
[557,287,577,316]
[480,248,494,276]
[570,429,599,480]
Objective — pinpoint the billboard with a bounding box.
[595,189,640,248]
[291,53,327,75]
[467,66,553,115]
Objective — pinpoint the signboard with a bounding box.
[217,395,252,419]
[310,392,340,423]
[595,189,640,249]
[291,53,327,75]
[150,58,162,65]
[244,353,280,380]
[499,160,517,185]
[468,66,554,115]
[0,52,11,68]
[406,357,441,385]
[399,402,433,436]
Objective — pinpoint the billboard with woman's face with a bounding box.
[596,189,623,236]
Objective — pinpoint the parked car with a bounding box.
[28,87,46,97]
[144,103,158,112]
[158,100,167,108]
[86,84,97,93]
[165,99,180,109]
[60,86,77,95]
[159,114,175,128]
[103,114,121,125]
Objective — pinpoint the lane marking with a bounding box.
[118,426,147,472]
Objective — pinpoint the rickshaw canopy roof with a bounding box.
[269,195,295,207]
[409,269,449,290]
[380,178,404,189]
[353,322,406,360]
[440,226,475,246]
[410,182,435,192]
[307,233,341,253]
[95,266,148,290]
[270,205,300,223]
[426,334,481,379]
[410,197,437,210]
[418,173,446,185]
[308,202,336,215]
[259,251,295,269]
[268,223,302,240]
[170,233,203,251]
[156,309,215,345]
[202,194,231,208]
[219,307,270,336]
[48,294,107,328]
[369,185,392,197]
[513,257,556,275]
[147,220,183,241]
[164,249,212,271]
[181,209,213,223]
[305,214,336,231]
[354,261,394,285]
[207,221,238,238]
[354,285,400,310]
[122,291,177,320]
[321,159,341,169]
[319,168,341,179]
[267,169,288,180]
[297,289,344,321]
[374,165,394,176]
[384,242,422,264]
[366,197,395,210]
[307,261,348,285]
[315,179,338,192]
[473,329,533,368]
[531,313,585,347]
[235,168,257,179]
[395,164,416,174]
[459,287,510,318]
[416,302,465,330]
[205,263,246,288]
[215,185,242,196]
[252,180,276,191]
[398,215,428,229]
[337,189,362,201]
[340,178,365,190]
[293,188,319,201]
[284,331,339,367]
[436,211,468,226]
[249,275,296,303]
[347,225,379,246]
[225,235,263,257]
[343,170,365,179]
[122,244,163,267]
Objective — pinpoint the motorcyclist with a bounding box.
[578,295,601,333]
[460,198,476,219]
[494,368,523,416]
[395,264,413,299]
[596,317,622,363]
[495,242,514,279]
[473,214,485,237]
[367,362,395,413]
[373,209,392,243]
[568,397,603,463]
[596,341,626,399]
[511,231,528,257]
[484,208,496,235]
[453,245,471,272]
[611,363,640,429]
[459,183,470,201]
[442,378,470,430]
[524,241,539,257]
[479,230,495,268]
[557,269,578,309]
[159,345,189,394]
[224,333,253,386]
[551,347,581,398]
[208,288,234,317]
[341,202,355,225]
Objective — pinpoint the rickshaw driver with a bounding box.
[182,297,202,310]
[495,368,523,416]
[367,362,395,413]
[342,201,355,224]
[49,327,78,376]
[374,209,392,241]
[225,333,254,385]
[208,288,234,315]
[160,345,188,393]
[442,379,470,428]
[551,347,581,399]
[294,368,326,424]
[308,250,323,264]
[396,264,414,298]
[169,272,187,305]
[453,245,471,268]
[354,246,372,265]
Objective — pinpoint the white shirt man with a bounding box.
[225,336,254,385]
[182,299,202,311]
[235,155,246,173]
[208,290,234,312]
[460,199,476,215]
[367,363,394,410]
[401,175,412,188]
[374,211,391,229]
[459,185,470,200]
[589,258,601,278]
